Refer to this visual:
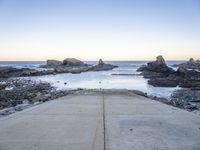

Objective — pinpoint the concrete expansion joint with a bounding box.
[102,89,106,150]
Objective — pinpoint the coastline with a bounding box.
[0,57,200,117]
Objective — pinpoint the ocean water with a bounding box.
[0,61,183,98]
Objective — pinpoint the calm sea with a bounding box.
[0,61,184,98]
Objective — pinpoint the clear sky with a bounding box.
[0,0,200,61]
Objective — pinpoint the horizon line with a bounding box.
[0,59,189,62]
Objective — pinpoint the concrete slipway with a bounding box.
[0,90,200,150]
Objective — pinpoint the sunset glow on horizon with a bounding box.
[0,0,200,61]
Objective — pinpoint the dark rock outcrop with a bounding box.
[137,55,200,88]
[137,55,175,78]
[89,59,118,71]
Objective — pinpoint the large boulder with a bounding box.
[62,58,87,67]
[46,60,62,67]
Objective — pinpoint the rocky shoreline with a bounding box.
[0,78,80,116]
[1,79,199,117]
[148,90,200,115]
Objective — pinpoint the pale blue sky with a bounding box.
[0,0,200,60]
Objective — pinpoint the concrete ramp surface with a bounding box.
[0,91,200,150]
